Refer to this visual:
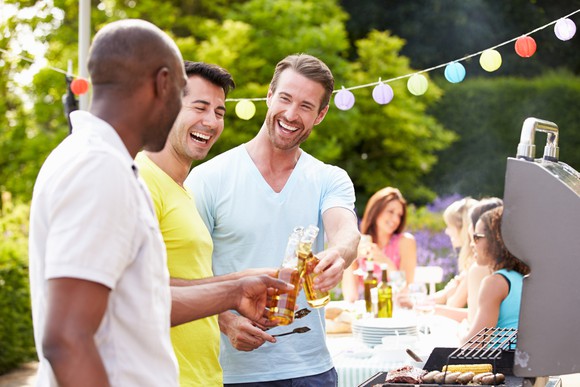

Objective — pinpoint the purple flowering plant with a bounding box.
[407,194,463,285]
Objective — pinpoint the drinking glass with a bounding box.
[408,282,434,334]
[389,271,407,296]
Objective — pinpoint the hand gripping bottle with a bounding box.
[298,225,330,308]
[268,227,303,325]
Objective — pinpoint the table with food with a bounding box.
[325,301,463,387]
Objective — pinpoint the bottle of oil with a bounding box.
[298,225,330,308]
[363,259,378,314]
[377,264,393,318]
[268,226,303,325]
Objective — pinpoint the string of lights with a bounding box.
[1,8,578,119]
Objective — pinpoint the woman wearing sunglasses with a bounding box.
[460,206,530,344]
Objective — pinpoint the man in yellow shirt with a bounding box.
[136,61,269,386]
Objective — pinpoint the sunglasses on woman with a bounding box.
[473,233,486,242]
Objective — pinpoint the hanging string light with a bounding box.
[480,49,502,72]
[515,35,537,57]
[372,80,394,105]
[2,8,579,117]
[407,74,428,95]
[554,18,577,41]
[70,77,89,95]
[444,62,466,83]
[334,87,355,110]
[235,100,256,120]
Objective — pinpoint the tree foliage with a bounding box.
[1,0,454,208]
[425,71,580,199]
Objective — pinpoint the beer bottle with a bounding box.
[268,227,303,325]
[363,259,378,314]
[377,263,393,318]
[298,225,330,308]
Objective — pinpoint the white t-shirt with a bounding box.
[186,144,356,383]
[29,111,178,386]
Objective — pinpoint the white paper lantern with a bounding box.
[554,18,576,41]
[334,89,355,110]
[372,82,394,105]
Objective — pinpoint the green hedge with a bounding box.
[425,70,580,199]
[0,197,36,375]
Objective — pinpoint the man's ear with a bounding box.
[314,104,330,126]
[266,88,273,108]
[154,66,170,98]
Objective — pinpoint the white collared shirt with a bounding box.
[29,111,178,386]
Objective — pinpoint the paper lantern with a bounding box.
[235,100,256,120]
[444,62,466,83]
[372,82,394,105]
[515,36,537,57]
[334,89,355,110]
[479,49,502,72]
[407,74,428,96]
[554,18,576,41]
[70,77,89,95]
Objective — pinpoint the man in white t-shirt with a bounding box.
[29,19,292,387]
[186,54,361,386]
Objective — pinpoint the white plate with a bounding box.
[352,317,417,330]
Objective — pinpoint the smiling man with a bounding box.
[135,61,237,386]
[186,54,361,386]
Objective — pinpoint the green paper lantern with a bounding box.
[407,74,428,96]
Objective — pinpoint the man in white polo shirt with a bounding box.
[28,19,292,387]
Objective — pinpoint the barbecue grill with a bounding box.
[503,117,580,385]
[358,117,580,387]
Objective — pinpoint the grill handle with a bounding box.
[516,117,559,162]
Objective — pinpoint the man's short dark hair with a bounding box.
[183,61,235,97]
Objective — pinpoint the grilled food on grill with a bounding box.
[383,365,426,384]
[442,363,493,374]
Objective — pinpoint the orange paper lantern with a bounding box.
[515,36,536,58]
[70,78,89,95]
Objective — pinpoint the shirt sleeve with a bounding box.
[321,165,356,215]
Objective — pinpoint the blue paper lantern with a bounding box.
[334,89,355,110]
[444,62,466,83]
[372,82,394,105]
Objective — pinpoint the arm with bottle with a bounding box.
[309,207,361,293]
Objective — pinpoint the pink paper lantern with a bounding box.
[372,82,394,105]
[515,36,537,58]
[334,89,355,111]
[554,18,576,41]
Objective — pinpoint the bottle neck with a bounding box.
[381,270,388,282]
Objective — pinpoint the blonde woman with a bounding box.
[432,197,479,308]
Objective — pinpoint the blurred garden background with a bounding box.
[2,0,580,374]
